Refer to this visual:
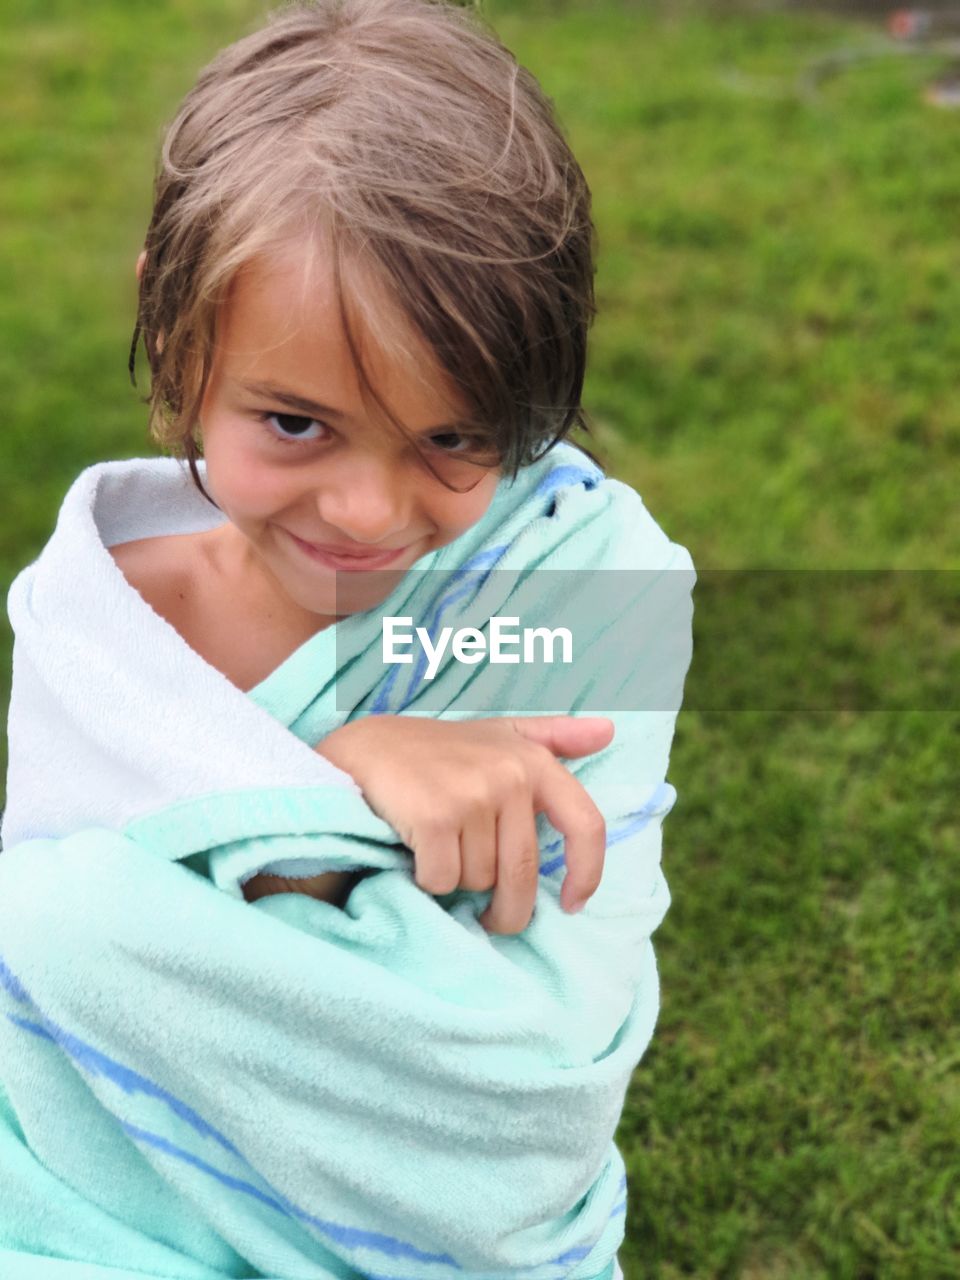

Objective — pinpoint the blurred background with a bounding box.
[1,0,957,1275]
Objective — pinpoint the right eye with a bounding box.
[259,412,330,445]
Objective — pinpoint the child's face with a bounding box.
[197,242,501,622]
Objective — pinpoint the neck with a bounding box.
[203,524,338,634]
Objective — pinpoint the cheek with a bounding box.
[206,441,287,519]
[429,487,495,537]
[457,475,499,530]
[437,488,488,529]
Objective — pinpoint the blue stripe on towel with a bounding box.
[374,464,601,715]
[122,1123,462,1265]
[1,954,624,1276]
[369,543,508,716]
[4,993,462,1268]
[393,465,602,704]
[387,544,509,713]
[119,1121,290,1214]
[7,1013,243,1157]
[533,466,602,501]
[0,955,30,1004]
[538,783,676,877]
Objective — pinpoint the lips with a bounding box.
[312,540,405,558]
[285,529,411,569]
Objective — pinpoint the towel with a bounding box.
[0,441,695,1279]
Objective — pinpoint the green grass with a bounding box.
[1,1,958,1276]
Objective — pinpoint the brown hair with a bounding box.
[129,0,603,503]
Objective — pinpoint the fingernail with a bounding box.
[567,897,587,914]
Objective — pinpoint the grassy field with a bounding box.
[1,0,958,1276]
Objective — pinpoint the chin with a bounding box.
[286,571,406,620]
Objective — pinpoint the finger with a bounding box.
[410,820,462,897]
[458,805,497,893]
[505,715,615,760]
[479,798,540,936]
[531,759,606,912]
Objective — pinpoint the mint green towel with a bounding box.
[0,442,694,1277]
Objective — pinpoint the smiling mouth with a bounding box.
[285,530,412,569]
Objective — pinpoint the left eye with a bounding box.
[427,432,470,453]
[261,412,327,443]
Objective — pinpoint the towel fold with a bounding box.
[0,442,694,1278]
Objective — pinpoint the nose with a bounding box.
[313,451,413,546]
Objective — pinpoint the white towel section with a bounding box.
[1,458,357,848]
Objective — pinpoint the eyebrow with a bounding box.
[237,379,470,435]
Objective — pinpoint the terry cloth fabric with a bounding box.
[0,442,694,1279]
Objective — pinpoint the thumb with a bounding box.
[506,714,615,759]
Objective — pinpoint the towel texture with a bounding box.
[0,442,694,1278]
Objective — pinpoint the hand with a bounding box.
[315,714,614,935]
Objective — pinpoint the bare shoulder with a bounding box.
[107,532,203,622]
[108,533,166,577]
[107,527,330,692]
